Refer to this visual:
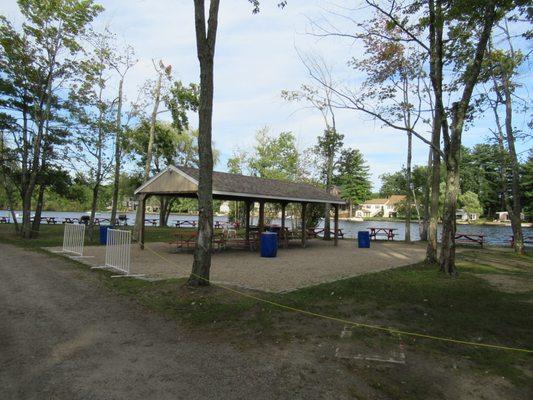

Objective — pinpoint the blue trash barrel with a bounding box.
[260,232,278,257]
[99,225,113,245]
[358,231,370,248]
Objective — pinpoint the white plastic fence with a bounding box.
[103,229,132,275]
[62,224,86,256]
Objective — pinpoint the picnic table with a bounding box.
[43,216,58,224]
[93,217,111,225]
[116,215,129,226]
[171,231,227,252]
[455,233,485,247]
[145,218,158,226]
[0,216,10,223]
[368,227,397,241]
[509,235,533,247]
[175,220,197,228]
[62,217,79,224]
[306,227,344,239]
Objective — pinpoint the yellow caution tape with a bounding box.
[142,244,533,354]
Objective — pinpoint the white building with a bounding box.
[495,211,525,221]
[456,209,479,221]
[219,201,231,215]
[355,195,406,218]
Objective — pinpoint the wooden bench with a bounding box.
[455,233,484,247]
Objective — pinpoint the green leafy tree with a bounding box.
[522,150,533,219]
[0,0,102,238]
[68,31,116,235]
[478,21,529,254]
[334,149,371,214]
[458,191,483,217]
[248,128,299,181]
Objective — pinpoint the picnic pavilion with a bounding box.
[134,165,345,249]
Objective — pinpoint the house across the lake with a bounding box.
[456,208,479,221]
[495,211,525,221]
[355,195,406,218]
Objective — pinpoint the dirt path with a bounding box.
[0,243,355,400]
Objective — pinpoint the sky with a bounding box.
[2,0,531,190]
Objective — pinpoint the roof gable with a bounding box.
[135,165,344,204]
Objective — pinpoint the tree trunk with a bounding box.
[323,149,334,240]
[159,196,173,227]
[420,149,432,241]
[133,72,163,241]
[405,130,412,243]
[30,184,46,238]
[188,0,220,287]
[88,184,99,241]
[426,0,444,263]
[439,0,497,273]
[502,71,525,254]
[110,77,124,227]
[439,156,459,275]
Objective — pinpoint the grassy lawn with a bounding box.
[93,247,533,398]
[0,223,213,248]
[1,223,532,398]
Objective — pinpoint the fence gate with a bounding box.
[62,223,86,256]
[97,229,141,277]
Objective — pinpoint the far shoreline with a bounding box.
[340,216,532,228]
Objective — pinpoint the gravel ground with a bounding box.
[48,240,427,292]
[0,242,363,400]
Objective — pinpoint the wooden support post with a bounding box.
[334,204,339,247]
[245,200,251,244]
[301,202,307,248]
[258,201,265,233]
[281,202,287,248]
[139,194,147,250]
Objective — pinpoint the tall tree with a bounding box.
[68,31,115,237]
[188,0,220,286]
[109,41,136,228]
[439,0,499,274]
[282,54,343,238]
[188,0,287,286]
[480,21,528,254]
[0,0,102,238]
[334,149,372,210]
[132,60,172,239]
[306,5,432,244]
[310,0,517,273]
[522,150,533,220]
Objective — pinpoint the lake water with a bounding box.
[2,210,531,247]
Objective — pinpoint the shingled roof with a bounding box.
[135,165,344,205]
